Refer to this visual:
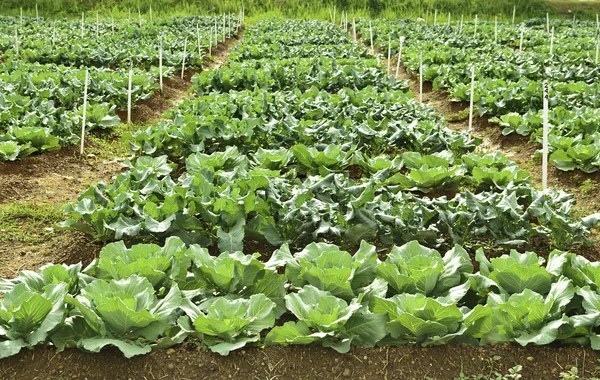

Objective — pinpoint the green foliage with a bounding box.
[182,294,277,355]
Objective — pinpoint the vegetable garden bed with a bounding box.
[1,13,600,380]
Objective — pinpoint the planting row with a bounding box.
[61,19,600,252]
[0,14,241,160]
[0,62,157,159]
[359,18,600,172]
[62,151,597,251]
[0,15,240,69]
[2,238,600,358]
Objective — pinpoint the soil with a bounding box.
[0,145,123,206]
[0,343,598,380]
[114,30,244,125]
[0,231,101,279]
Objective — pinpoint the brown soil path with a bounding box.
[1,343,598,380]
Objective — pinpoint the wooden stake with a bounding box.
[81,12,84,38]
[468,66,475,135]
[434,9,437,26]
[181,37,188,80]
[419,53,423,103]
[460,14,464,33]
[35,3,38,22]
[519,24,524,52]
[80,69,89,156]
[447,13,451,27]
[150,5,153,22]
[352,16,356,41]
[96,10,99,38]
[138,7,141,27]
[546,12,550,33]
[473,15,478,38]
[395,36,404,77]
[209,26,213,56]
[20,7,22,25]
[512,5,516,24]
[159,37,163,95]
[197,22,201,56]
[550,27,554,55]
[387,36,391,75]
[542,80,549,191]
[127,64,133,124]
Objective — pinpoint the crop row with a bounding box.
[2,238,600,358]
[62,19,600,252]
[359,18,600,173]
[0,14,240,160]
[0,62,158,159]
[0,15,240,69]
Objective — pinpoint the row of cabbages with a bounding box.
[1,238,600,358]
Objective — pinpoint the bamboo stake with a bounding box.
[80,70,89,156]
[181,37,188,80]
[468,66,475,135]
[127,63,133,123]
[387,36,391,75]
[542,80,550,191]
[419,53,423,103]
[395,36,404,77]
[159,37,163,95]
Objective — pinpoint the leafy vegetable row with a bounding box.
[0,15,240,70]
[0,62,156,160]
[359,18,600,172]
[0,14,241,160]
[61,150,597,251]
[3,238,600,358]
[62,18,600,252]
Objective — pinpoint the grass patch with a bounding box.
[0,203,64,244]
[446,108,470,122]
[86,122,140,161]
